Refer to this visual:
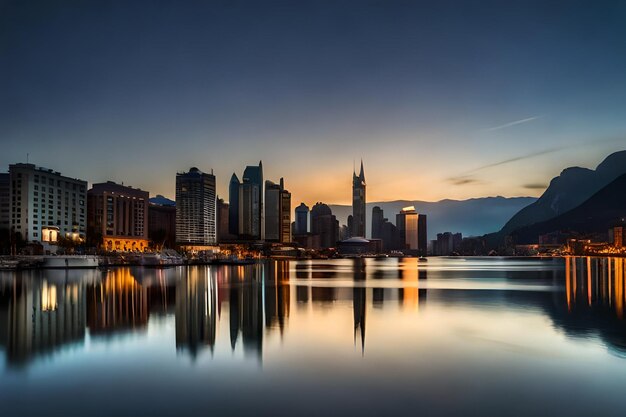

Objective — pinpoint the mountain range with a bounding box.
[498,150,626,238]
[329,197,536,241]
[511,173,626,244]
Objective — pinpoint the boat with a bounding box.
[42,255,99,269]
[142,250,185,267]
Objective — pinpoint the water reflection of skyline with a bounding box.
[2,257,626,367]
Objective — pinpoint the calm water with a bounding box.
[1,257,626,416]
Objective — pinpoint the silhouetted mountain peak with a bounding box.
[596,150,626,178]
[498,150,626,237]
[512,173,626,244]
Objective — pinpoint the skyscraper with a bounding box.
[311,202,339,249]
[216,197,230,243]
[352,160,366,238]
[396,206,418,252]
[371,206,384,240]
[175,167,217,247]
[294,202,309,235]
[265,178,291,243]
[418,214,428,256]
[264,180,281,242]
[279,179,291,243]
[239,161,263,240]
[239,181,261,240]
[0,173,9,232]
[228,173,240,237]
[396,206,427,256]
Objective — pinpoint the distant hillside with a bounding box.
[511,173,626,244]
[329,197,536,241]
[499,150,626,237]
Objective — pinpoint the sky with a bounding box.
[1,0,626,206]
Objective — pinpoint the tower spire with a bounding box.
[359,159,365,181]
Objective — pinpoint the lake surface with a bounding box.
[1,257,626,416]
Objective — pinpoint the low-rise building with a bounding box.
[88,181,149,252]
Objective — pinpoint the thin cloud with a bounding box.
[447,176,484,186]
[448,136,624,188]
[523,183,547,190]
[482,116,542,132]
[466,147,564,174]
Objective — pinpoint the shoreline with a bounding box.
[1,253,625,271]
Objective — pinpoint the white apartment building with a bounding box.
[9,163,87,243]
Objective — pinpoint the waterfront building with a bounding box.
[148,195,176,249]
[236,161,264,241]
[294,203,309,235]
[381,221,400,251]
[396,206,427,256]
[279,180,291,243]
[347,215,354,238]
[0,173,9,231]
[433,232,462,256]
[88,181,149,252]
[396,206,418,252]
[371,206,384,240]
[175,167,217,248]
[293,233,321,250]
[216,197,231,242]
[371,206,401,251]
[228,173,240,237]
[352,160,366,238]
[339,224,350,241]
[239,181,261,240]
[612,226,624,248]
[418,214,428,256]
[9,163,87,244]
[265,180,281,241]
[310,202,339,248]
[265,178,291,243]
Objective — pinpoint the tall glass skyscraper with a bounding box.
[228,173,240,236]
[175,167,216,246]
[239,161,263,240]
[352,160,366,238]
[265,177,291,243]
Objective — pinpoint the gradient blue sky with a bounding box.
[2,0,626,205]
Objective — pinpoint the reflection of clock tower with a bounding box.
[352,160,366,238]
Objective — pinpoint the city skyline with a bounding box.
[2,1,626,206]
[4,2,626,416]
[1,149,623,210]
